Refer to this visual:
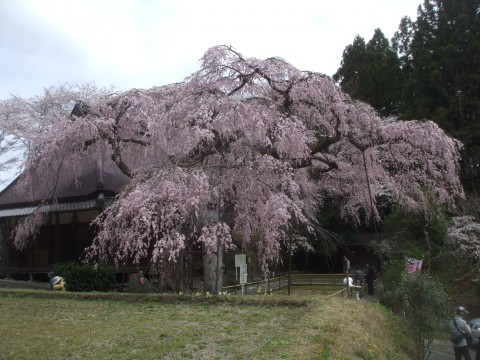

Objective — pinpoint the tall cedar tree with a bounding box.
[333,29,402,117]
[338,0,480,189]
[398,0,480,189]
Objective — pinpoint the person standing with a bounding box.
[477,336,480,360]
[450,306,472,360]
[365,264,375,296]
[343,256,351,274]
[354,265,363,300]
[342,276,354,297]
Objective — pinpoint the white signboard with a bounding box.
[235,254,246,267]
[239,264,248,284]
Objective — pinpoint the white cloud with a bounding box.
[0,0,422,187]
[0,0,421,99]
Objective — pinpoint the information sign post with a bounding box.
[239,263,247,295]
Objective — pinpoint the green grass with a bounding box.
[274,284,345,296]
[287,274,344,282]
[0,289,413,360]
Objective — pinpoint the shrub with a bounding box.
[52,262,116,292]
[381,272,449,360]
[382,258,406,294]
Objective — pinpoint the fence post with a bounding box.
[346,271,351,298]
[310,273,312,285]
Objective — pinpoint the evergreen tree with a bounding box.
[333,35,368,100]
[392,16,416,118]
[334,29,402,116]
[365,29,403,115]
[408,0,455,127]
[406,0,480,189]
[337,0,480,191]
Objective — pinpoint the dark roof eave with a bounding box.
[0,198,112,218]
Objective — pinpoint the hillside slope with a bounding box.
[0,289,412,359]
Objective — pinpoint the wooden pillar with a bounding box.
[48,213,53,265]
[0,218,12,276]
[55,212,60,262]
[174,249,184,292]
[72,211,77,259]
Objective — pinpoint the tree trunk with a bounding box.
[423,226,430,273]
[174,249,184,292]
[202,245,224,294]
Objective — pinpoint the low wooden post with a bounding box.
[346,271,351,298]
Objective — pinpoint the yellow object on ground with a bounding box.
[53,279,66,291]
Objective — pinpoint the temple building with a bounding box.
[0,159,130,282]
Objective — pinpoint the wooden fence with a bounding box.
[222,273,354,296]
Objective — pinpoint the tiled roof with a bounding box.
[0,159,130,207]
[0,207,36,217]
[0,199,112,218]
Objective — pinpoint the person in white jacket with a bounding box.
[450,306,472,360]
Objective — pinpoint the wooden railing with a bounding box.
[221,273,353,296]
[1,269,364,297]
[0,267,50,282]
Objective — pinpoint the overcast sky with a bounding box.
[0,0,422,101]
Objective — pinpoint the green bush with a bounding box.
[52,262,116,292]
[382,258,406,293]
[381,272,449,360]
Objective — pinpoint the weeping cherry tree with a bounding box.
[4,46,464,292]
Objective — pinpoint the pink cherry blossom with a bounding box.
[3,46,464,277]
[448,216,480,269]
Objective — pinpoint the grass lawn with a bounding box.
[274,284,346,296]
[0,289,412,360]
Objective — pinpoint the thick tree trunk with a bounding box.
[202,245,224,294]
[423,226,430,273]
[174,249,184,292]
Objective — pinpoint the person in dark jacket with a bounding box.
[365,264,375,296]
[476,335,480,360]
